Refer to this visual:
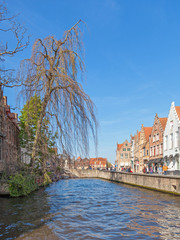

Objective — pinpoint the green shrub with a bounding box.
[47,171,52,176]
[56,166,61,171]
[9,173,39,197]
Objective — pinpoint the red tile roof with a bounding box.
[117,144,123,151]
[159,118,167,130]
[144,127,152,141]
[89,158,107,165]
[175,106,180,120]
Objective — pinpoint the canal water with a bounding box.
[0,179,180,240]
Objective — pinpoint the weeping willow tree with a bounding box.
[18,20,97,168]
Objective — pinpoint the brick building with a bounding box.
[139,124,152,172]
[149,114,167,171]
[116,140,131,171]
[74,156,90,169]
[0,86,20,174]
[89,157,107,170]
[133,131,140,172]
[130,135,135,171]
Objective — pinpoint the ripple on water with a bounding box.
[1,179,180,239]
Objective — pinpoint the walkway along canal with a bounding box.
[71,169,180,195]
[0,178,180,239]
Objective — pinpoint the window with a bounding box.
[156,134,159,141]
[120,153,123,159]
[123,148,126,151]
[127,148,130,151]
[147,150,149,156]
[150,147,152,156]
[170,120,173,131]
[165,135,168,150]
[125,153,128,159]
[156,145,159,155]
[170,133,173,149]
[143,148,146,156]
[125,144,128,146]
[159,144,161,154]
[175,131,179,148]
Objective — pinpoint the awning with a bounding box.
[148,158,163,164]
[125,162,129,166]
[120,162,124,166]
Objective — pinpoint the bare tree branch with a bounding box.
[18,20,97,168]
[0,1,29,87]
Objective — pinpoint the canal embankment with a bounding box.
[71,169,180,195]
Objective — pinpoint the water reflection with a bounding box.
[0,189,51,239]
[0,179,180,239]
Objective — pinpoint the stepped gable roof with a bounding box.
[134,131,139,142]
[159,118,167,130]
[144,127,152,141]
[117,144,123,151]
[175,106,180,120]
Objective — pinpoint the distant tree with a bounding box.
[0,1,29,87]
[19,95,57,169]
[18,20,97,167]
[107,161,112,169]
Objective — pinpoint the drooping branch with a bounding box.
[18,20,97,167]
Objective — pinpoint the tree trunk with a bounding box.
[30,92,50,168]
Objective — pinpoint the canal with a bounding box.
[0,179,180,239]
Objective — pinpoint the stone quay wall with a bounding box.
[71,169,180,195]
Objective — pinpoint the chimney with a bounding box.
[14,113,18,120]
[3,96,7,105]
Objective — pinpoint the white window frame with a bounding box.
[170,133,173,149]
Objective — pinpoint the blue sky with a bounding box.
[3,0,180,163]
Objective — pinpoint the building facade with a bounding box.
[130,135,135,171]
[74,156,90,169]
[163,102,180,171]
[116,140,131,171]
[133,130,140,172]
[139,125,152,172]
[0,86,20,174]
[89,157,107,170]
[149,114,167,171]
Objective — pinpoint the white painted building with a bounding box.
[163,102,180,171]
[130,135,135,171]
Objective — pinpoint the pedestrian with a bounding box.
[158,165,163,175]
[143,165,147,174]
[150,166,153,174]
[163,163,168,175]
